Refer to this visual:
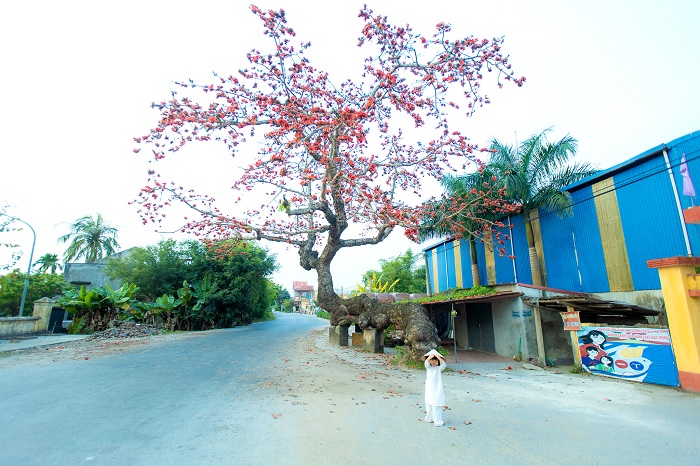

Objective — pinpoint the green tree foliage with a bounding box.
[487,128,597,285]
[104,239,202,301]
[104,239,277,327]
[269,284,293,312]
[276,286,291,303]
[59,213,120,263]
[360,249,426,294]
[0,271,68,316]
[33,253,62,274]
[202,242,277,326]
[356,272,400,293]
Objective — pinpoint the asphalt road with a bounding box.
[2,313,700,466]
[0,313,327,466]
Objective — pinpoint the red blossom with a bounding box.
[131,4,523,271]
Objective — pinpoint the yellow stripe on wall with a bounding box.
[484,229,496,285]
[432,249,440,293]
[530,208,547,286]
[592,178,634,291]
[454,240,463,288]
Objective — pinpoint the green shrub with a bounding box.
[316,309,330,320]
[390,345,424,369]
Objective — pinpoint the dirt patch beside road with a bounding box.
[0,331,207,368]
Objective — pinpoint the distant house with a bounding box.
[292,281,316,313]
[63,248,138,291]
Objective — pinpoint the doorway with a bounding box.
[466,303,496,353]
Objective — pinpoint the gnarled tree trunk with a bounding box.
[315,264,438,362]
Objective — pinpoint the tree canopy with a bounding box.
[132,5,524,358]
[0,271,68,316]
[105,239,278,325]
[104,239,202,301]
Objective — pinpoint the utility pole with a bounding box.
[1,213,36,316]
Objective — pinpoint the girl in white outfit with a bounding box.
[422,349,446,427]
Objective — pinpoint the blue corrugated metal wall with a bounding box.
[509,214,533,285]
[570,187,609,292]
[435,243,447,291]
[458,238,474,288]
[423,131,700,295]
[493,222,516,283]
[445,242,457,289]
[475,238,487,286]
[669,132,700,254]
[614,154,682,289]
[538,210,581,291]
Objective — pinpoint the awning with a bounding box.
[523,295,660,319]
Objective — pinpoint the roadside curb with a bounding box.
[0,335,89,353]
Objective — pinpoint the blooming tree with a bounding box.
[134,5,523,358]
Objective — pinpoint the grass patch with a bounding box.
[390,345,424,369]
[396,286,497,305]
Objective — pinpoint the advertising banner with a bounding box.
[576,325,679,387]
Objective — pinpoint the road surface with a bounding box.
[1,312,699,465]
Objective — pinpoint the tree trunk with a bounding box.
[314,262,438,362]
[524,214,543,286]
[469,236,481,287]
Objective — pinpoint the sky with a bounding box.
[1,0,699,294]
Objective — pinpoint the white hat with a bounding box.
[423,349,444,359]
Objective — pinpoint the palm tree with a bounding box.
[59,214,120,263]
[33,253,62,274]
[488,128,597,286]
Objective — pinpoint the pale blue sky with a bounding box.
[1,1,699,292]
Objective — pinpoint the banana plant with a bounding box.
[192,274,219,330]
[152,294,183,330]
[356,272,400,293]
[103,283,139,319]
[57,285,103,333]
[176,280,196,330]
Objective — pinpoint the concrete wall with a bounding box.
[63,248,137,290]
[63,262,122,290]
[648,257,700,392]
[492,296,537,360]
[0,316,40,335]
[32,297,55,332]
[0,297,57,336]
[538,307,575,365]
[515,285,579,365]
